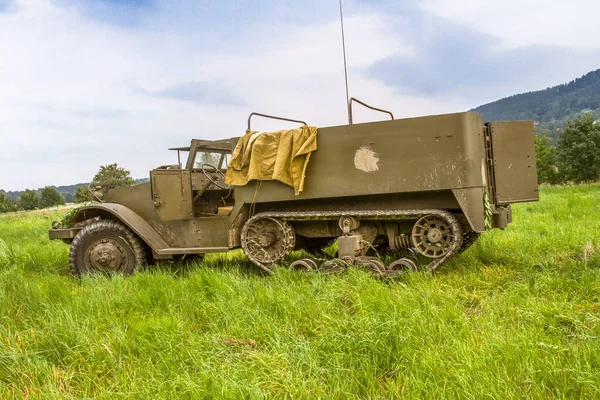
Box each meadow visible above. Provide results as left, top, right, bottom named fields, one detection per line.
left=0, top=184, right=599, bottom=399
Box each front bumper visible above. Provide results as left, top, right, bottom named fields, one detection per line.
left=48, top=227, right=82, bottom=240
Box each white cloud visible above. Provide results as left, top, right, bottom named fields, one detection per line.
left=420, top=0, right=600, bottom=49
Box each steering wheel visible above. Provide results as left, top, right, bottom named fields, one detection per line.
left=201, top=163, right=230, bottom=189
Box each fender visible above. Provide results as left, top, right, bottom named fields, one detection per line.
left=452, top=188, right=486, bottom=232
left=68, top=203, right=170, bottom=252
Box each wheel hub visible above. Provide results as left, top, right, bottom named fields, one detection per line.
left=427, top=228, right=443, bottom=243
left=96, top=250, right=114, bottom=266
left=259, top=232, right=276, bottom=247
left=241, top=217, right=295, bottom=268
left=87, top=238, right=126, bottom=271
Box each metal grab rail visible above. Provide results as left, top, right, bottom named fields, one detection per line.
left=247, top=112, right=307, bottom=131
left=348, top=97, right=394, bottom=125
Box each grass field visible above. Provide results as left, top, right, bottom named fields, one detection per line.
left=1, top=185, right=599, bottom=399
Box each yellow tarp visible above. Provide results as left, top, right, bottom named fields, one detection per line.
left=225, top=125, right=318, bottom=195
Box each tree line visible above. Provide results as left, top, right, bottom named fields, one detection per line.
left=0, top=163, right=136, bottom=213
left=534, top=113, right=600, bottom=184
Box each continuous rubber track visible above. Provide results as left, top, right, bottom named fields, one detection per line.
left=458, top=231, right=481, bottom=254
left=242, top=209, right=464, bottom=273
left=69, top=219, right=147, bottom=276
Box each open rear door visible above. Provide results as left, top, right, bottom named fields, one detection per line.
left=488, top=121, right=539, bottom=204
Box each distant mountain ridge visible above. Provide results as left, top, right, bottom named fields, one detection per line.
left=3, top=178, right=149, bottom=203
left=471, top=69, right=600, bottom=128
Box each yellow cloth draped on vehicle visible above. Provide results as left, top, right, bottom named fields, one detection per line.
left=225, top=125, right=318, bottom=195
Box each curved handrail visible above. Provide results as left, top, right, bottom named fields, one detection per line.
left=247, top=112, right=307, bottom=131
left=348, top=97, right=394, bottom=125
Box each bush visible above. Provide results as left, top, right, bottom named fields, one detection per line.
left=557, top=113, right=600, bottom=182
left=39, top=186, right=66, bottom=208
left=0, top=191, right=19, bottom=213
left=91, top=163, right=135, bottom=197
left=19, top=189, right=39, bottom=210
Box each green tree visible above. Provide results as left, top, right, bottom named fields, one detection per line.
left=39, top=186, right=66, bottom=208
left=535, top=126, right=557, bottom=145
left=91, top=163, right=136, bottom=197
left=62, top=192, right=74, bottom=203
left=557, top=114, right=600, bottom=182
left=534, top=135, right=561, bottom=184
left=0, top=191, right=19, bottom=213
left=19, top=189, right=39, bottom=210
left=74, top=186, right=90, bottom=203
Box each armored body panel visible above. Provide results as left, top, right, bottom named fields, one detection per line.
left=239, top=112, right=488, bottom=202
left=233, top=112, right=536, bottom=232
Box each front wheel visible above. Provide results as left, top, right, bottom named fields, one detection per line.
left=69, top=220, right=147, bottom=276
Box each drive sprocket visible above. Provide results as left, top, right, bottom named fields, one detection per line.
left=241, top=216, right=295, bottom=272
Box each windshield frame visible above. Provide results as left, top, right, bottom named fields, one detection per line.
left=185, top=139, right=233, bottom=170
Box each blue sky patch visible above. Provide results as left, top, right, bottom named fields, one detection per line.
left=0, top=0, right=14, bottom=12
left=52, top=0, right=157, bottom=27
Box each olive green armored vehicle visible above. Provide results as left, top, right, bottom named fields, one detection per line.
left=50, top=105, right=538, bottom=277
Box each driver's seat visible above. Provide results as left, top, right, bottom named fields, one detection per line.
left=217, top=206, right=233, bottom=216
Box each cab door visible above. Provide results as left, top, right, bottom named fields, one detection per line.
left=150, top=169, right=194, bottom=221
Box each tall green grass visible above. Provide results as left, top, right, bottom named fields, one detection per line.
left=0, top=185, right=599, bottom=399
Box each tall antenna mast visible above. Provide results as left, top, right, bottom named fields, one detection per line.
left=338, top=0, right=351, bottom=124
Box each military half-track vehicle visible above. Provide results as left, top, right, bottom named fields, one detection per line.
left=50, top=106, right=538, bottom=277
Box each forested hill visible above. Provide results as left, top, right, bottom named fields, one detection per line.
left=471, top=69, right=600, bottom=126
left=4, top=178, right=149, bottom=203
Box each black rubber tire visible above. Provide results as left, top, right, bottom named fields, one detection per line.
left=69, top=220, right=147, bottom=277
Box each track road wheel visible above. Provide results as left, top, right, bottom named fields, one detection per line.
left=381, top=258, right=419, bottom=279
left=353, top=256, right=384, bottom=277
left=289, top=258, right=319, bottom=271
left=318, top=258, right=348, bottom=274
left=366, top=260, right=385, bottom=277
left=388, top=258, right=418, bottom=272
left=69, top=220, right=147, bottom=276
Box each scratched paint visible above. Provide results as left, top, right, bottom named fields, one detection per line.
left=354, top=147, right=379, bottom=172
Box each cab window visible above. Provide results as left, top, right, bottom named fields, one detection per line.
left=194, top=151, right=222, bottom=169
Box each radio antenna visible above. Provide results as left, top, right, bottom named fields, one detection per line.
left=338, top=0, right=351, bottom=124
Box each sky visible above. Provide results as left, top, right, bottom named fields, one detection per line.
left=1, top=0, right=599, bottom=191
